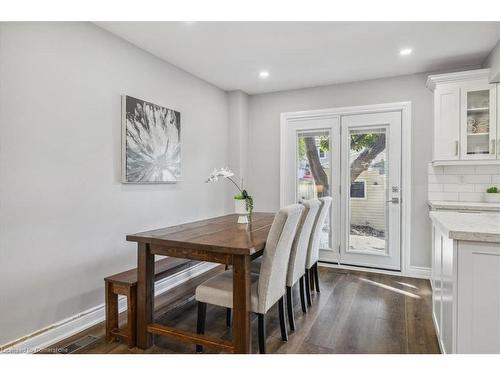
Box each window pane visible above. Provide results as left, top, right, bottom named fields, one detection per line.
left=466, top=90, right=490, bottom=155
left=297, top=130, right=331, bottom=249
left=350, top=181, right=366, bottom=198
left=349, top=128, right=387, bottom=253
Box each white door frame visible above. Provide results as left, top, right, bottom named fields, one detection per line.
left=280, top=101, right=418, bottom=278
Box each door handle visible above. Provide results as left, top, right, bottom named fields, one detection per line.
left=386, top=197, right=399, bottom=204
left=455, top=140, right=459, bottom=156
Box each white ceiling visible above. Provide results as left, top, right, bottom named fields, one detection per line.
left=96, top=22, right=500, bottom=94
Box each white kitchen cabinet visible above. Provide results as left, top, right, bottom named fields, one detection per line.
left=457, top=241, right=500, bottom=353
left=440, top=232, right=456, bottom=354
left=432, top=224, right=456, bottom=354
left=431, top=226, right=442, bottom=337
left=427, top=69, right=499, bottom=165
left=431, top=212, right=500, bottom=353
left=433, top=85, right=460, bottom=161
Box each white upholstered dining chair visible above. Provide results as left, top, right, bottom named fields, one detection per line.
left=284, top=199, right=321, bottom=330
left=250, top=199, right=321, bottom=331
left=305, top=196, right=332, bottom=306
left=194, top=204, right=304, bottom=354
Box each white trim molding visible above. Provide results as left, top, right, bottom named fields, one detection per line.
left=405, top=265, right=432, bottom=279
left=281, top=101, right=417, bottom=278
left=0, top=262, right=218, bottom=354
left=426, top=68, right=490, bottom=91
left=319, top=262, right=431, bottom=280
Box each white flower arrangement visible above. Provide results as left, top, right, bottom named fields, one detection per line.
left=205, top=167, right=254, bottom=219
left=205, top=167, right=235, bottom=183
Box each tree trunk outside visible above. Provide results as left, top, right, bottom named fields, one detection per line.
left=304, top=137, right=329, bottom=197
left=350, top=134, right=386, bottom=182
left=303, top=133, right=386, bottom=199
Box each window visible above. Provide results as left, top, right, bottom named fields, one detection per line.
left=350, top=180, right=366, bottom=199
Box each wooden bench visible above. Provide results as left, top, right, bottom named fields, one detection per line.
left=104, top=257, right=196, bottom=348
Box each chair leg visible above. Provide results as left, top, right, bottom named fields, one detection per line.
left=257, top=313, right=266, bottom=354
left=196, top=302, right=207, bottom=353
left=278, top=296, right=288, bottom=342
left=299, top=276, right=307, bottom=314
left=286, top=286, right=295, bottom=331
left=304, top=269, right=312, bottom=307
left=310, top=266, right=316, bottom=292
left=313, top=262, right=321, bottom=293
left=126, top=287, right=137, bottom=348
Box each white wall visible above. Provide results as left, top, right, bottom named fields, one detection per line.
left=0, top=22, right=229, bottom=346
left=227, top=90, right=249, bottom=192
left=484, top=40, right=500, bottom=82
left=247, top=73, right=433, bottom=269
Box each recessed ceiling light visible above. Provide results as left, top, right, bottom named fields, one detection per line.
left=259, top=71, right=270, bottom=79
left=399, top=48, right=413, bottom=56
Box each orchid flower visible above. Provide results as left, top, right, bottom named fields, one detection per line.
left=205, top=167, right=253, bottom=217
left=205, top=167, right=234, bottom=183
left=205, top=167, right=242, bottom=193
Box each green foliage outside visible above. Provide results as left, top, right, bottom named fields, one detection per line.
left=350, top=133, right=381, bottom=152
left=297, top=133, right=381, bottom=160
left=486, top=186, right=499, bottom=193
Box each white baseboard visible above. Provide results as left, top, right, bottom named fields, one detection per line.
left=319, top=262, right=431, bottom=280
left=0, top=262, right=218, bottom=354
left=405, top=265, right=432, bottom=279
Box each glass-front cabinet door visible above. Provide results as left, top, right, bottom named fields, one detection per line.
left=460, top=84, right=497, bottom=160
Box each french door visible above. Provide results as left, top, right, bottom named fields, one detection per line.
left=340, top=111, right=401, bottom=270
left=281, top=110, right=402, bottom=271
left=281, top=116, right=341, bottom=263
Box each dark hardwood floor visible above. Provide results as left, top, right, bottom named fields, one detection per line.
left=43, top=266, right=440, bottom=354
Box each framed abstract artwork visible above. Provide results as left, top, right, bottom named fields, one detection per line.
left=121, top=95, right=181, bottom=183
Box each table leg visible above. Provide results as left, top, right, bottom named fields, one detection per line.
left=136, top=242, right=154, bottom=349
left=232, top=254, right=251, bottom=354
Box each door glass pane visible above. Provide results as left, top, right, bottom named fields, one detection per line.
left=466, top=90, right=490, bottom=155
left=297, top=130, right=331, bottom=249
left=348, top=128, right=387, bottom=253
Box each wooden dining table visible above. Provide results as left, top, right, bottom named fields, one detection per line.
left=126, top=212, right=275, bottom=354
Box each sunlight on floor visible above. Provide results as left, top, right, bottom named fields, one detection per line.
left=359, top=277, right=421, bottom=299
left=395, top=281, right=418, bottom=289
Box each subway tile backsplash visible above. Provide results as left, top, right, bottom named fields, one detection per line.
left=428, top=163, right=500, bottom=202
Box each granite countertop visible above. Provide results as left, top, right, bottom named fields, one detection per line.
left=429, top=211, right=500, bottom=243
left=428, top=200, right=500, bottom=212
